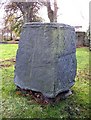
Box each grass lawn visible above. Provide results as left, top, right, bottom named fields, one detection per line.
left=0, top=44, right=18, bottom=61
left=0, top=44, right=90, bottom=119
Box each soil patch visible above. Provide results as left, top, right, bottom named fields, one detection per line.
left=0, top=58, right=16, bottom=68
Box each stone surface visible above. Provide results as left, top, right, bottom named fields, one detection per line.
left=14, top=22, right=77, bottom=98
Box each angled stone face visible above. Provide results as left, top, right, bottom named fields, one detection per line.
left=14, top=23, right=77, bottom=98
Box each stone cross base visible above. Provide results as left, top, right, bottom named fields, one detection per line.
left=14, top=23, right=77, bottom=98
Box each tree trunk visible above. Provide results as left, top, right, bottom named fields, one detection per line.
left=46, top=0, right=58, bottom=22
left=53, top=0, right=58, bottom=22
left=1, top=30, right=4, bottom=41
left=10, top=30, right=13, bottom=40
left=46, top=0, right=54, bottom=22
left=15, top=2, right=37, bottom=23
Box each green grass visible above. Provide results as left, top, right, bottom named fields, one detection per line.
left=1, top=44, right=90, bottom=119
left=76, top=47, right=89, bottom=70
left=0, top=44, right=18, bottom=61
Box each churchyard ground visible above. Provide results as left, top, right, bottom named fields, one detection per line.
left=0, top=44, right=90, bottom=119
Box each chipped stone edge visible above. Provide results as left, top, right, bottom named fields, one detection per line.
left=23, top=22, right=75, bottom=31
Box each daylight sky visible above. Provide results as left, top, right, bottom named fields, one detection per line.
left=0, top=0, right=90, bottom=31
left=39, top=0, right=90, bottom=31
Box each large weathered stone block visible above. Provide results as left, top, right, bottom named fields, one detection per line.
left=14, top=23, right=77, bottom=98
